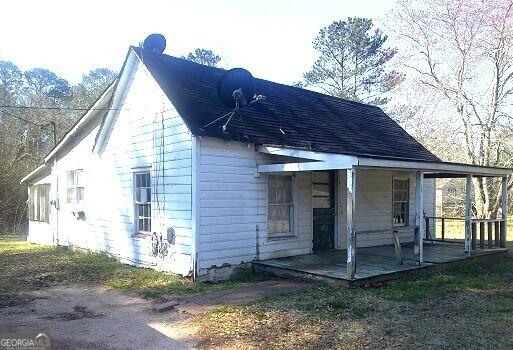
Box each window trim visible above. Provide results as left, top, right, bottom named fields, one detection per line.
left=67, top=169, right=84, bottom=203
left=392, top=177, right=409, bottom=227
left=133, top=170, right=152, bottom=235
left=266, top=174, right=296, bottom=239
left=28, top=184, right=50, bottom=223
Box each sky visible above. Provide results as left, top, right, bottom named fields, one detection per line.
left=0, top=0, right=397, bottom=85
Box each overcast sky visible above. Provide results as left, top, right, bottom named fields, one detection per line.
left=0, top=0, right=397, bottom=85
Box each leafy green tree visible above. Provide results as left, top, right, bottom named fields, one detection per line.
left=303, top=17, right=402, bottom=105
left=183, top=48, right=221, bottom=67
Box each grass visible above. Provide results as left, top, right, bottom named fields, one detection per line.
left=0, top=234, right=266, bottom=306
left=5, top=234, right=513, bottom=349
left=375, top=258, right=513, bottom=302
left=189, top=254, right=513, bottom=349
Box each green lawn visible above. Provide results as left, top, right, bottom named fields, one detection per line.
left=0, top=234, right=265, bottom=307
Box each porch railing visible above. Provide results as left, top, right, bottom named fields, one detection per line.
left=424, top=216, right=506, bottom=249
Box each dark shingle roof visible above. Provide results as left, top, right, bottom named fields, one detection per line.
left=133, top=47, right=440, bottom=162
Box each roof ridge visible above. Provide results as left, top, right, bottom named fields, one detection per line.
left=132, top=46, right=382, bottom=111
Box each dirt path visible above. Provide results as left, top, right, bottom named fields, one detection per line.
left=0, top=286, right=195, bottom=350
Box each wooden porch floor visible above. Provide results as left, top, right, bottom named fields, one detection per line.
left=253, top=241, right=507, bottom=284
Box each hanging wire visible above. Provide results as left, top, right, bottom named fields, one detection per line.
left=0, top=105, right=128, bottom=111
left=0, top=108, right=47, bottom=127
left=202, top=110, right=235, bottom=129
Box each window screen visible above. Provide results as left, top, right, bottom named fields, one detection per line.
left=268, top=175, right=294, bottom=235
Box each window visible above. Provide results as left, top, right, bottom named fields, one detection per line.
left=134, top=172, right=151, bottom=234
left=67, top=169, right=84, bottom=203
left=393, top=178, right=409, bottom=226
left=28, top=184, right=50, bottom=223
left=267, top=175, right=294, bottom=236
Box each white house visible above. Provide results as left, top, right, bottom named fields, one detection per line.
left=21, top=40, right=511, bottom=281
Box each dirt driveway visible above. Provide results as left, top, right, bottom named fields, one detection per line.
left=0, top=286, right=195, bottom=350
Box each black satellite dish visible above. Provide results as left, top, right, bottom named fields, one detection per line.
left=217, top=68, right=255, bottom=109
left=143, top=34, right=166, bottom=54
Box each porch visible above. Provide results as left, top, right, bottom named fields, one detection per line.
left=257, top=146, right=512, bottom=282
left=254, top=241, right=508, bottom=285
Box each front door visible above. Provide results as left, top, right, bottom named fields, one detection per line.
left=312, top=171, right=335, bottom=251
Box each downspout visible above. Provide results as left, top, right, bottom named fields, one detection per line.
left=191, top=136, right=200, bottom=280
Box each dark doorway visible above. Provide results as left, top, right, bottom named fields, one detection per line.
left=312, top=171, right=335, bottom=251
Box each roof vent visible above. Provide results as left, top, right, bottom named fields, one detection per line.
left=142, top=34, right=166, bottom=54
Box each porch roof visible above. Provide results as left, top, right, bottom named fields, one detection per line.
left=257, top=146, right=512, bottom=178
left=20, top=164, right=50, bottom=185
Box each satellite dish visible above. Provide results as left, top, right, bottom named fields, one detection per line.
left=217, top=68, right=255, bottom=109
left=143, top=34, right=166, bottom=54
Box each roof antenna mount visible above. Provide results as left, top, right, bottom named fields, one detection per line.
left=202, top=68, right=266, bottom=132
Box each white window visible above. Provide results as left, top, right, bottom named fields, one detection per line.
left=28, top=184, right=50, bottom=223
left=393, top=178, right=409, bottom=226
left=134, top=172, right=151, bottom=234
left=268, top=175, right=294, bottom=236
left=67, top=169, right=84, bottom=203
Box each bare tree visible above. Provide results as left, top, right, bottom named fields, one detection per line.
left=0, top=61, right=116, bottom=232
left=391, top=0, right=513, bottom=218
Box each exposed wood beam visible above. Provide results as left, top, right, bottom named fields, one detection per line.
left=359, top=158, right=512, bottom=177
left=257, top=146, right=511, bottom=177
left=258, top=145, right=358, bottom=163
left=257, top=160, right=355, bottom=173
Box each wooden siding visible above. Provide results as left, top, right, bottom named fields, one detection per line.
left=197, top=137, right=312, bottom=274
left=197, top=139, right=438, bottom=273
left=337, top=168, right=419, bottom=249
left=31, top=59, right=194, bottom=276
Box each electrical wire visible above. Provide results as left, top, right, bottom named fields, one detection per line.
left=0, top=108, right=49, bottom=128
left=0, top=105, right=128, bottom=112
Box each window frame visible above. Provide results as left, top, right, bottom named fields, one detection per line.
left=67, top=169, right=84, bottom=203
left=28, top=184, right=50, bottom=223
left=267, top=174, right=296, bottom=238
left=392, top=177, right=409, bottom=227
left=133, top=171, right=152, bottom=235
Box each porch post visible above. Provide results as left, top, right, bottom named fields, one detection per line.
left=346, top=167, right=356, bottom=280
left=501, top=176, right=508, bottom=248
left=415, top=171, right=424, bottom=265
left=464, top=175, right=473, bottom=254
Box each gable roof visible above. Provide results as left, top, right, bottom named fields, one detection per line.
left=133, top=47, right=440, bottom=163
